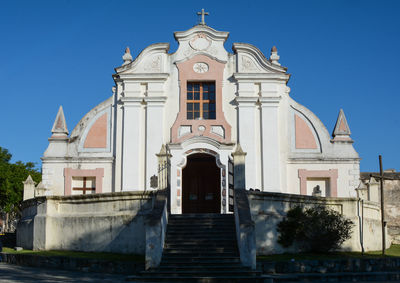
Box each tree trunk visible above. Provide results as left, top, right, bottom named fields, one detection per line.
left=5, top=212, right=8, bottom=232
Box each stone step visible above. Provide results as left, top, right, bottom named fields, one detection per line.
left=163, top=247, right=237, bottom=253
left=166, top=231, right=235, bottom=235
left=166, top=231, right=234, bottom=236
left=140, top=270, right=261, bottom=277
left=167, top=225, right=236, bottom=233
left=126, top=275, right=268, bottom=282
left=159, top=259, right=242, bottom=266
left=164, top=241, right=237, bottom=249
left=168, top=222, right=235, bottom=226
left=167, top=224, right=235, bottom=229
left=169, top=213, right=234, bottom=219
left=161, top=256, right=241, bottom=262
left=156, top=264, right=245, bottom=271
left=167, top=224, right=234, bottom=229
left=162, top=252, right=238, bottom=258
left=165, top=241, right=237, bottom=246
left=166, top=236, right=236, bottom=242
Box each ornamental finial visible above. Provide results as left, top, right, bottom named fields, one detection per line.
left=197, top=8, right=209, bottom=25
left=270, top=46, right=280, bottom=66
left=122, top=46, right=133, bottom=65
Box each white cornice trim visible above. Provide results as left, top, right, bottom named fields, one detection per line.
left=287, top=158, right=361, bottom=163
left=174, top=25, right=229, bottom=42
left=235, top=96, right=259, bottom=105
left=259, top=96, right=282, bottom=104
left=233, top=43, right=288, bottom=73
left=169, top=137, right=235, bottom=150
left=114, top=73, right=169, bottom=81
left=41, top=156, right=115, bottom=163
left=233, top=72, right=290, bottom=82
left=144, top=96, right=167, bottom=101
left=114, top=43, right=170, bottom=73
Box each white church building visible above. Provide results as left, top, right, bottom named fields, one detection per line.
left=20, top=14, right=389, bottom=264
left=39, top=19, right=360, bottom=215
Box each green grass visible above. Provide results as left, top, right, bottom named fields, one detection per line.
left=257, top=244, right=400, bottom=261
left=2, top=247, right=144, bottom=262
left=4, top=245, right=400, bottom=264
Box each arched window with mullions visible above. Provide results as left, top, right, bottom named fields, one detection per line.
left=186, top=82, right=216, bottom=120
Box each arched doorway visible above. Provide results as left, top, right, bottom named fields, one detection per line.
left=182, top=153, right=221, bottom=213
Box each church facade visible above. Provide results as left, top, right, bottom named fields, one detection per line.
left=40, top=22, right=360, bottom=215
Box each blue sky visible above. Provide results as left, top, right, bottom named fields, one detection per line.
left=0, top=0, right=399, bottom=172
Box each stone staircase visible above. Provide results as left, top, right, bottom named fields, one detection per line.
left=132, top=213, right=263, bottom=282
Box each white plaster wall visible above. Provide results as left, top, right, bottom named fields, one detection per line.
left=41, top=160, right=113, bottom=196
left=17, top=192, right=154, bottom=254
left=286, top=162, right=359, bottom=197
left=248, top=191, right=390, bottom=255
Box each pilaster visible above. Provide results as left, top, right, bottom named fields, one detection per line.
left=260, top=96, right=281, bottom=192
left=236, top=96, right=258, bottom=190
left=145, top=96, right=167, bottom=189
left=121, top=97, right=145, bottom=191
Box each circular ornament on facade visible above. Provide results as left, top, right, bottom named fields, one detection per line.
left=198, top=125, right=206, bottom=132
left=189, top=33, right=212, bottom=51
left=193, top=62, right=209, bottom=73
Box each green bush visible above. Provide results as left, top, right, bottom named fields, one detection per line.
left=277, top=205, right=354, bottom=252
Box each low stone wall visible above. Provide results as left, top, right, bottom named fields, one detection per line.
left=17, top=191, right=155, bottom=254
left=360, top=172, right=400, bottom=244
left=258, top=257, right=400, bottom=274
left=248, top=191, right=389, bottom=255
left=0, top=252, right=144, bottom=274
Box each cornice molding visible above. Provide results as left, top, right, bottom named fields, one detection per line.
left=233, top=43, right=288, bottom=73
left=233, top=72, right=290, bottom=82
left=114, top=73, right=169, bottom=81
left=174, top=25, right=229, bottom=42
left=114, top=43, right=170, bottom=74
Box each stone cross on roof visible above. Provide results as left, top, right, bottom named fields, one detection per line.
left=197, top=8, right=209, bottom=25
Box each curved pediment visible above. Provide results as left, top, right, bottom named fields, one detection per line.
left=174, top=25, right=229, bottom=42
left=173, top=25, right=230, bottom=63
left=115, top=43, right=170, bottom=74
left=233, top=43, right=287, bottom=74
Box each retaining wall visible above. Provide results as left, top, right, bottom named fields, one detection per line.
left=248, top=191, right=390, bottom=255
left=17, top=191, right=155, bottom=254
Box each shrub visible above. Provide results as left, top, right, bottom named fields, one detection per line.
left=277, top=205, right=354, bottom=252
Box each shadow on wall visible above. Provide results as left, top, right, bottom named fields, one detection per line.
left=0, top=233, right=16, bottom=248
left=17, top=192, right=156, bottom=255
left=247, top=190, right=383, bottom=255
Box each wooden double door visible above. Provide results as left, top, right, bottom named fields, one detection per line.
left=182, top=153, right=221, bottom=214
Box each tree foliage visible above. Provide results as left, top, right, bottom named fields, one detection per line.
left=277, top=205, right=354, bottom=252
left=0, top=147, right=41, bottom=214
